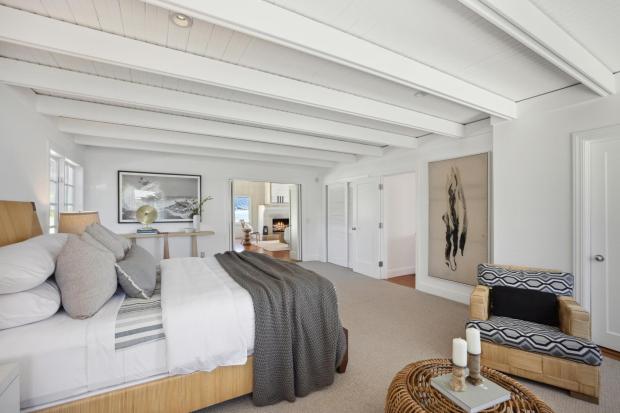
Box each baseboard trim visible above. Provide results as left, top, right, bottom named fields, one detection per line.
left=416, top=281, right=471, bottom=305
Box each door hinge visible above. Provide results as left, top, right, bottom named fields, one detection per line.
left=378, top=261, right=384, bottom=268
left=378, top=222, right=383, bottom=229
left=378, top=183, right=383, bottom=190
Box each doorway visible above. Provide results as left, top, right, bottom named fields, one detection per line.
left=326, top=172, right=417, bottom=282
left=230, top=179, right=301, bottom=261
left=574, top=126, right=620, bottom=352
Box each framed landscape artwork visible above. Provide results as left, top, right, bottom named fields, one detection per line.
left=428, top=153, right=489, bottom=285
left=118, top=171, right=201, bottom=223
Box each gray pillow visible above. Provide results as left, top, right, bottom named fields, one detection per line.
left=55, top=235, right=118, bottom=319
left=80, top=232, right=115, bottom=260
left=99, top=224, right=132, bottom=253
left=115, top=245, right=156, bottom=299
left=85, top=223, right=125, bottom=261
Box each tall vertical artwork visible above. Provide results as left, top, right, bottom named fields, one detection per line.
left=428, top=153, right=489, bottom=285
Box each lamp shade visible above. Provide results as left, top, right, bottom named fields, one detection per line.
left=58, top=211, right=100, bottom=234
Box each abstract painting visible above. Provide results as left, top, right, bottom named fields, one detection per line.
left=428, top=153, right=489, bottom=285
left=118, top=171, right=201, bottom=223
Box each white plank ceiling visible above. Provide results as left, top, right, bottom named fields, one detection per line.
left=0, top=0, right=617, bottom=166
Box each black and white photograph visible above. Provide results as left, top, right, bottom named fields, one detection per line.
left=118, top=171, right=201, bottom=223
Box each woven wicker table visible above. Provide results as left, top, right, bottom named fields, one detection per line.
left=386, top=359, right=554, bottom=413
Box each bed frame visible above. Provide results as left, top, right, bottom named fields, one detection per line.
left=0, top=200, right=348, bottom=413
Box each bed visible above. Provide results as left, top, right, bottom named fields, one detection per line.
left=0, top=201, right=348, bottom=412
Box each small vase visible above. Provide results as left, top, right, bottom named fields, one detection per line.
left=192, top=215, right=201, bottom=231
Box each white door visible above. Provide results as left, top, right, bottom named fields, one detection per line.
left=347, top=182, right=355, bottom=268
left=288, top=184, right=301, bottom=260
left=352, top=177, right=382, bottom=278
left=327, top=183, right=347, bottom=266
left=590, top=137, right=620, bottom=351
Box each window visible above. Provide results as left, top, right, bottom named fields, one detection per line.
left=49, top=152, right=82, bottom=233
left=64, top=162, right=76, bottom=212
left=234, top=195, right=251, bottom=223
left=49, top=155, right=60, bottom=233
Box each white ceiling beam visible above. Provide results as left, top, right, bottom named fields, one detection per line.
left=57, top=118, right=357, bottom=163
left=457, top=0, right=615, bottom=96
left=36, top=96, right=385, bottom=156
left=73, top=136, right=337, bottom=169
left=0, top=58, right=415, bottom=148
left=148, top=0, right=517, bottom=119
left=0, top=6, right=463, bottom=137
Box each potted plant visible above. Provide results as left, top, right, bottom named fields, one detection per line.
left=191, top=195, right=213, bottom=231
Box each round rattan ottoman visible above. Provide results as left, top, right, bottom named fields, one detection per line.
left=385, top=359, right=554, bottom=413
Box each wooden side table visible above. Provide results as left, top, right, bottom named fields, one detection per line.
left=123, top=231, right=215, bottom=259
left=385, top=359, right=554, bottom=413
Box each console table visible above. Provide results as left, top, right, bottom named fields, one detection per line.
left=122, top=231, right=215, bottom=259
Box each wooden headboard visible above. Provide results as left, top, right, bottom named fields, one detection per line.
left=0, top=201, right=43, bottom=247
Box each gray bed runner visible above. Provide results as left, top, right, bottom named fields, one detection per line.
left=215, top=251, right=347, bottom=406
left=115, top=277, right=165, bottom=350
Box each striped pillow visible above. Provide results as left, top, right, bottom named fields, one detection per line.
left=477, top=263, right=573, bottom=296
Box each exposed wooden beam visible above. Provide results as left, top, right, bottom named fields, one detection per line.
left=0, top=58, right=414, bottom=147
left=148, top=0, right=517, bottom=119
left=0, top=5, right=464, bottom=137
left=57, top=118, right=356, bottom=163
left=73, top=135, right=337, bottom=168
left=457, top=0, right=615, bottom=96
left=36, top=96, right=386, bottom=156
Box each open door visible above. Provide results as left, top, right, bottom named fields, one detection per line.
left=351, top=177, right=383, bottom=278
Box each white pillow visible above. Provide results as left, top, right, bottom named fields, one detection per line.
left=0, top=240, right=55, bottom=294
left=25, top=233, right=69, bottom=260
left=0, top=280, right=61, bottom=330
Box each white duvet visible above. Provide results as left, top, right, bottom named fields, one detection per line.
left=160, top=257, right=255, bottom=374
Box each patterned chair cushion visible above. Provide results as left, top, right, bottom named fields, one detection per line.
left=478, top=264, right=574, bottom=296
left=467, top=316, right=602, bottom=366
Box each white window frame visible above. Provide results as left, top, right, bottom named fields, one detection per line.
left=233, top=195, right=251, bottom=224
left=49, top=151, right=83, bottom=233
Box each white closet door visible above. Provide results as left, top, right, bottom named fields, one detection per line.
left=327, top=183, right=347, bottom=267
left=352, top=177, right=382, bottom=278
left=590, top=137, right=620, bottom=351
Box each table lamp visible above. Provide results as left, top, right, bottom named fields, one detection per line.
left=58, top=211, right=100, bottom=234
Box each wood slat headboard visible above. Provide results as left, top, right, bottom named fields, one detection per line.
left=0, top=201, right=43, bottom=247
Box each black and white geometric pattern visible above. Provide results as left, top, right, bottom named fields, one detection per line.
left=478, top=264, right=574, bottom=297
left=467, top=316, right=602, bottom=366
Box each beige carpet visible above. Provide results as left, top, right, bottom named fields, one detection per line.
left=199, top=262, right=620, bottom=413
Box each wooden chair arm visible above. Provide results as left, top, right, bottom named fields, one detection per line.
left=558, top=296, right=591, bottom=340
left=470, top=285, right=490, bottom=321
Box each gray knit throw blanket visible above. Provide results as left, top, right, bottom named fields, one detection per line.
left=215, top=251, right=347, bottom=406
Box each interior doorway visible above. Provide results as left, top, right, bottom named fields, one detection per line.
left=574, top=126, right=620, bottom=352
left=326, top=172, right=417, bottom=283
left=230, top=179, right=301, bottom=261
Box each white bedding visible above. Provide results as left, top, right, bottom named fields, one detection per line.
left=0, top=257, right=255, bottom=410
left=160, top=257, right=255, bottom=374
left=0, top=291, right=167, bottom=409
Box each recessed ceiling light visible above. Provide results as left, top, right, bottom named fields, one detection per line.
left=170, top=12, right=193, bottom=28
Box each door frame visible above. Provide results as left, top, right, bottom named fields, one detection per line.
left=572, top=124, right=620, bottom=311
left=228, top=178, right=303, bottom=260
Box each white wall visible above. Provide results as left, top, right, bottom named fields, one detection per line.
left=0, top=85, right=83, bottom=231
left=493, top=79, right=620, bottom=295
left=83, top=147, right=324, bottom=261
left=383, top=172, right=416, bottom=277
left=325, top=120, right=492, bottom=303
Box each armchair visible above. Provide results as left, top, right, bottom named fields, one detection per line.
left=467, top=264, right=601, bottom=403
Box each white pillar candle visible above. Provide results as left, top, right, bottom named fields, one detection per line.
left=466, top=328, right=481, bottom=355
left=452, top=338, right=467, bottom=367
